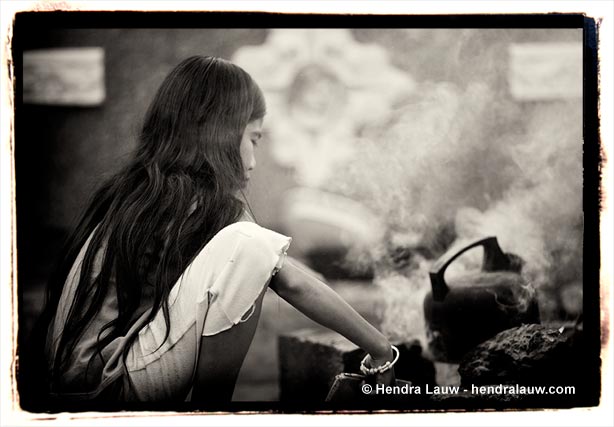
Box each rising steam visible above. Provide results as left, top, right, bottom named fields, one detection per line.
left=327, top=58, right=583, bottom=344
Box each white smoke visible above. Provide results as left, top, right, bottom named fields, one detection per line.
left=327, top=77, right=583, bottom=342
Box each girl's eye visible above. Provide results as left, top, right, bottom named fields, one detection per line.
left=251, top=139, right=259, bottom=147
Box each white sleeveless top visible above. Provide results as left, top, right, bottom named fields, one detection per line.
left=45, top=219, right=291, bottom=401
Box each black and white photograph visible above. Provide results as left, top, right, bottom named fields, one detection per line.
left=1, top=2, right=612, bottom=425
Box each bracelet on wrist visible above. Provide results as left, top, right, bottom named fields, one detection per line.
left=360, top=345, right=400, bottom=376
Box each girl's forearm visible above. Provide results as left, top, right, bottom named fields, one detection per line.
left=270, top=257, right=392, bottom=361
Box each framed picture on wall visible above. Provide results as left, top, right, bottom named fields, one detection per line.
left=23, top=47, right=105, bottom=106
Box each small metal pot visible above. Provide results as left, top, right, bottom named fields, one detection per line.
left=423, top=236, right=540, bottom=363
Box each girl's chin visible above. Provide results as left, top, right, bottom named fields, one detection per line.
left=238, top=179, right=250, bottom=191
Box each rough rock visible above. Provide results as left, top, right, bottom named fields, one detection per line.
left=458, top=323, right=583, bottom=387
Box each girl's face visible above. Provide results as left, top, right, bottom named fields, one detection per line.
left=240, top=119, right=263, bottom=182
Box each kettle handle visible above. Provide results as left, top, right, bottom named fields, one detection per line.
left=429, top=236, right=511, bottom=301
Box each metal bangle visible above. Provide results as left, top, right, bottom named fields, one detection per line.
left=360, top=345, right=400, bottom=376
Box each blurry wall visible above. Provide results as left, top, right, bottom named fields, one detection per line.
left=18, top=28, right=582, bottom=237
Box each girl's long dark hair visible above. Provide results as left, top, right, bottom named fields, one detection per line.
left=30, top=56, right=266, bottom=399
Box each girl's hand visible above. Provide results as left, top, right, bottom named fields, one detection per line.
left=373, top=368, right=396, bottom=388
left=363, top=347, right=396, bottom=387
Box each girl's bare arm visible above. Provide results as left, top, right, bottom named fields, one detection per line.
left=269, top=256, right=395, bottom=384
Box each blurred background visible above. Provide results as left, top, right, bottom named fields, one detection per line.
left=16, top=26, right=584, bottom=402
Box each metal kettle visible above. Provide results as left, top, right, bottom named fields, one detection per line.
left=423, top=236, right=540, bottom=363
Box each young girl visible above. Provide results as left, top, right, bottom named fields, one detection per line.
left=32, top=56, right=396, bottom=406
